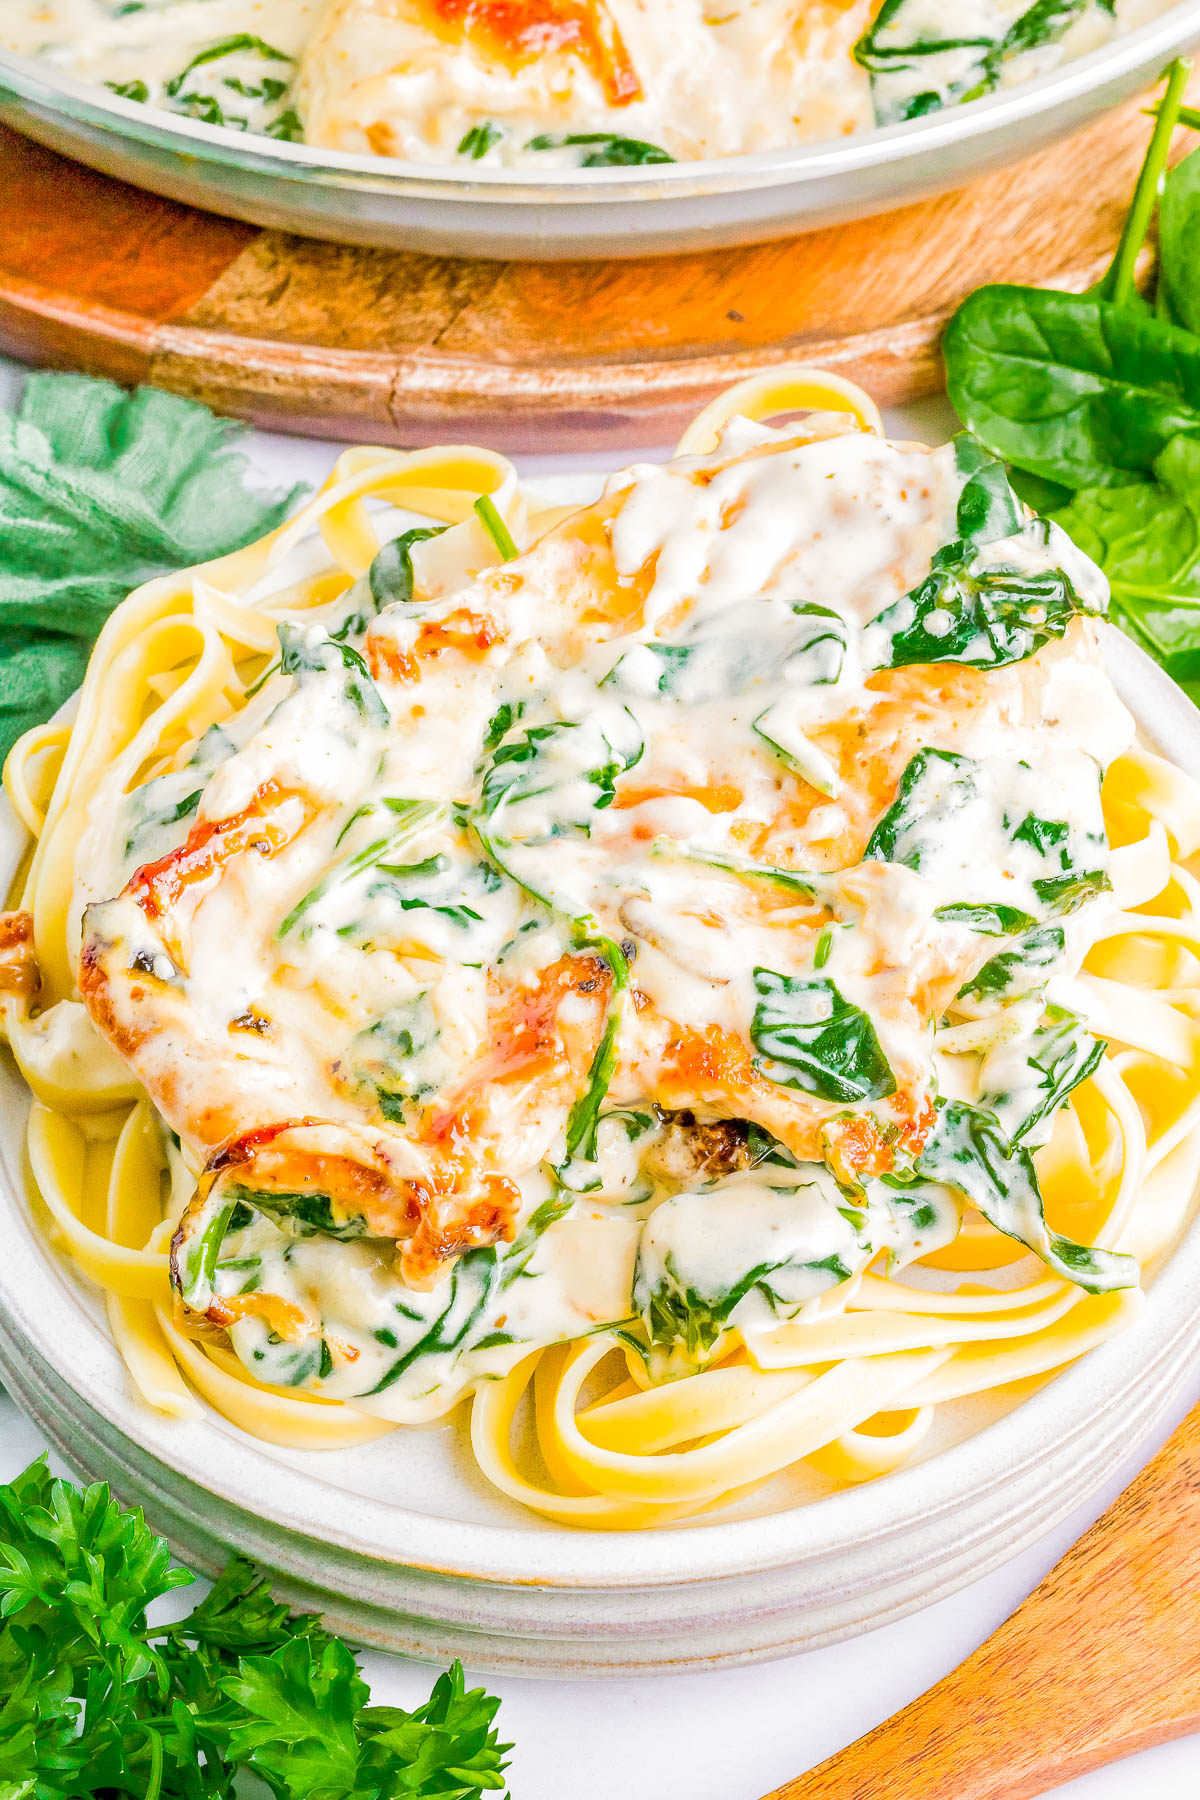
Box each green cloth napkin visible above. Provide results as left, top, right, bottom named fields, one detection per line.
left=0, top=373, right=305, bottom=762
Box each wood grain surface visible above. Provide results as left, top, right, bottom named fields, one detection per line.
left=773, top=1401, right=1200, bottom=1800
left=0, top=79, right=1190, bottom=450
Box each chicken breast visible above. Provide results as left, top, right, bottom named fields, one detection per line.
left=295, top=0, right=875, bottom=163
left=78, top=416, right=1129, bottom=1324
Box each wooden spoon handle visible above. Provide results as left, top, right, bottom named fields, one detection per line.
left=766, top=1402, right=1200, bottom=1800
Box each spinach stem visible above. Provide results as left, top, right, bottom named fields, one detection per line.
left=474, top=494, right=519, bottom=561
left=1146, top=103, right=1200, bottom=131
left=1098, top=56, right=1191, bottom=310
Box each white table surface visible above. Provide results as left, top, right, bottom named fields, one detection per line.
left=1, top=358, right=1197, bottom=1800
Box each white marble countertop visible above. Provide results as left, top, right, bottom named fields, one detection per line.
left=1, top=359, right=1196, bottom=1799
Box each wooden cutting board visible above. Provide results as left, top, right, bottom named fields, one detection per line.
left=0, top=84, right=1183, bottom=451
left=772, top=1397, right=1200, bottom=1800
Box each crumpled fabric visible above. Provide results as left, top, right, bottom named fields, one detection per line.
left=0, top=373, right=304, bottom=760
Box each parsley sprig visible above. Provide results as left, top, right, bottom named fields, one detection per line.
left=0, top=1456, right=510, bottom=1799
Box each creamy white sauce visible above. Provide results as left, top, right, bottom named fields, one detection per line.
left=1, top=0, right=1170, bottom=166
left=71, top=412, right=1137, bottom=1409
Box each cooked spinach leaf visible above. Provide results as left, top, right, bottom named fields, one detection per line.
left=1032, top=867, right=1110, bottom=913
left=482, top=699, right=525, bottom=755
left=525, top=131, right=674, bottom=165
left=223, top=1185, right=372, bottom=1243
left=867, top=434, right=1102, bottom=670
left=263, top=105, right=304, bottom=141
left=907, top=1099, right=1135, bottom=1293
left=979, top=1003, right=1105, bottom=1146
left=277, top=798, right=440, bottom=938
left=556, top=932, right=631, bottom=1193
left=603, top=601, right=847, bottom=703
left=364, top=855, right=504, bottom=933
left=637, top=1245, right=850, bottom=1360
left=368, top=1195, right=572, bottom=1393
left=458, top=120, right=503, bottom=158
left=864, top=748, right=977, bottom=870
left=866, top=749, right=1108, bottom=919
left=164, top=34, right=292, bottom=98
left=656, top=840, right=826, bottom=903
left=871, top=550, right=1097, bottom=670
left=368, top=524, right=447, bottom=611
left=958, top=922, right=1065, bottom=1002
left=478, top=712, right=642, bottom=830
left=122, top=722, right=234, bottom=861
left=339, top=995, right=445, bottom=1123
left=751, top=968, right=896, bottom=1104
left=934, top=901, right=1037, bottom=935
left=276, top=623, right=389, bottom=725
left=855, top=0, right=1102, bottom=127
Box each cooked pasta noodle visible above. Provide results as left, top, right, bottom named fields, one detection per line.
left=5, top=367, right=1200, bottom=1530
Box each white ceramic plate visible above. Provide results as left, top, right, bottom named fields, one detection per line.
left=1, top=628, right=1198, bottom=1676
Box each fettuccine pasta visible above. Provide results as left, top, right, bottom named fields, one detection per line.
left=4, top=367, right=1200, bottom=1530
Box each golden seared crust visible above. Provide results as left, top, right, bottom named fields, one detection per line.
left=0, top=911, right=39, bottom=997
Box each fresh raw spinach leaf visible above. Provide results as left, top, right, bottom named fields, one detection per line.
left=943, top=60, right=1200, bottom=502
left=1052, top=433, right=1200, bottom=701
left=944, top=285, right=1200, bottom=491
left=750, top=968, right=896, bottom=1104
left=0, top=373, right=301, bottom=764
left=1157, top=120, right=1200, bottom=336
